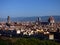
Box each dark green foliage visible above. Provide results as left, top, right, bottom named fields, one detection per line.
left=0, top=38, right=60, bottom=45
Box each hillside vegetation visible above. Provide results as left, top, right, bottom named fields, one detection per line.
left=0, top=37, right=60, bottom=45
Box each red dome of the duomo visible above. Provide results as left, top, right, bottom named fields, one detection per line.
left=49, top=16, right=54, bottom=20
left=48, top=16, right=55, bottom=23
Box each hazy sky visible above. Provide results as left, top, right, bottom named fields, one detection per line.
left=0, top=0, right=60, bottom=18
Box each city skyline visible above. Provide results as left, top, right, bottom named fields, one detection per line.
left=0, top=0, right=60, bottom=18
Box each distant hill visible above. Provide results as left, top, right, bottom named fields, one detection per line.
left=0, top=16, right=60, bottom=22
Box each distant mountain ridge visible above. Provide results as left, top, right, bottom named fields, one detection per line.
left=0, top=16, right=60, bottom=22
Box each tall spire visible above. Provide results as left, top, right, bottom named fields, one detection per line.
left=36, top=17, right=41, bottom=25
left=7, top=16, right=10, bottom=23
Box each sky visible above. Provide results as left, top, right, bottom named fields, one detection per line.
left=0, top=0, right=60, bottom=18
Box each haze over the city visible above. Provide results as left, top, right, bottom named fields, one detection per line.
left=0, top=0, right=60, bottom=18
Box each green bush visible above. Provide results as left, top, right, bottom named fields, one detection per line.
left=0, top=38, right=60, bottom=45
